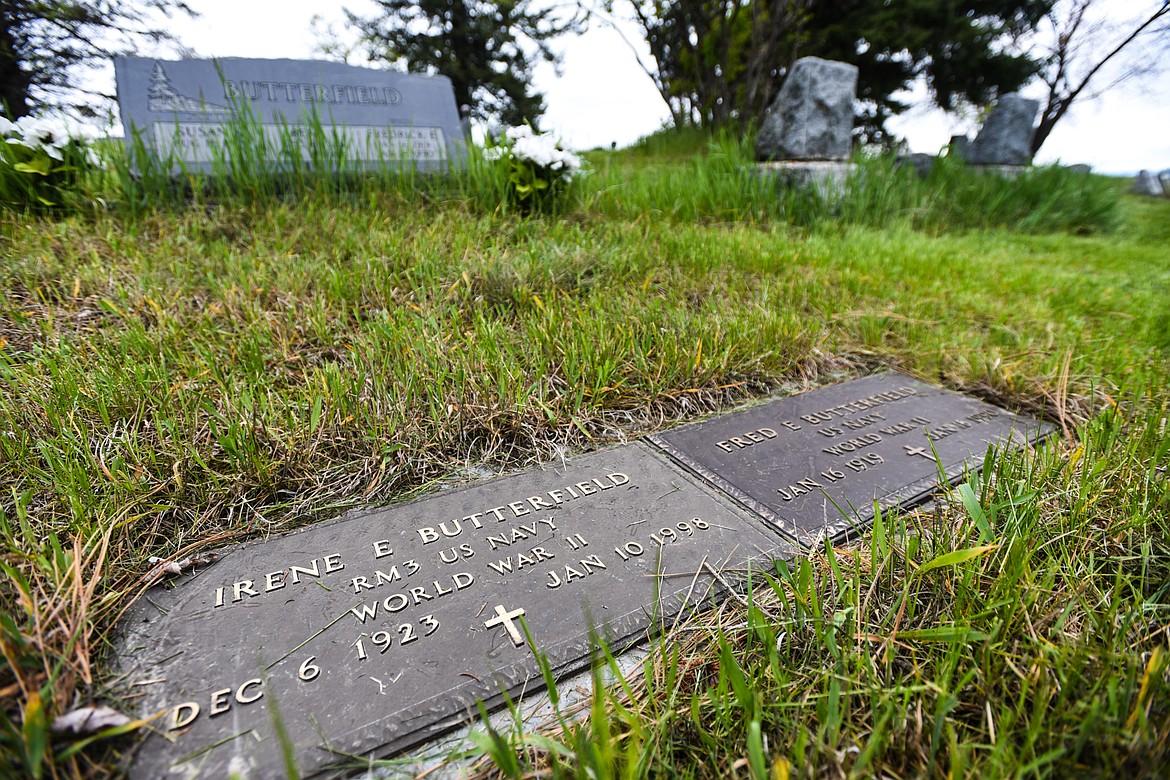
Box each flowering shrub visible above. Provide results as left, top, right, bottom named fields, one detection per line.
left=483, top=125, right=583, bottom=211
left=0, top=115, right=98, bottom=210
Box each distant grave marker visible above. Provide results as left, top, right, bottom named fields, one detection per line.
left=755, top=56, right=858, bottom=162
left=113, top=57, right=465, bottom=172
left=754, top=56, right=859, bottom=194
left=967, top=93, right=1040, bottom=167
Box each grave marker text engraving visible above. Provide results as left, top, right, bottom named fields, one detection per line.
left=648, top=374, right=1054, bottom=546
left=120, top=445, right=792, bottom=778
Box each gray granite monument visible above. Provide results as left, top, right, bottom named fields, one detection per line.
left=967, top=93, right=1040, bottom=166
left=113, top=57, right=465, bottom=172
left=1132, top=169, right=1165, bottom=197
left=755, top=57, right=858, bottom=162
left=897, top=152, right=936, bottom=179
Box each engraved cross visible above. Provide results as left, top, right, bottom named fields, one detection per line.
left=484, top=604, right=527, bottom=647
left=904, top=445, right=937, bottom=461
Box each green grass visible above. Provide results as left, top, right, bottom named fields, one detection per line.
left=0, top=127, right=1167, bottom=777
left=583, top=131, right=1121, bottom=232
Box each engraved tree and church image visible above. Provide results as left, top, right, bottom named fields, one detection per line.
left=147, top=61, right=228, bottom=113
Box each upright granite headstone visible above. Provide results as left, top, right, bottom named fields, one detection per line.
left=755, top=57, right=858, bottom=162
left=1132, top=170, right=1165, bottom=197
left=967, top=93, right=1039, bottom=166
left=114, top=57, right=465, bottom=172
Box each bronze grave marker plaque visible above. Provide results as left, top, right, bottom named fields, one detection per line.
left=117, top=372, right=1053, bottom=776
left=647, top=373, right=1055, bottom=547
left=119, top=443, right=793, bottom=778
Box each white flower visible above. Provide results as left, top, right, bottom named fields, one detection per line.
left=511, top=134, right=553, bottom=167
left=505, top=125, right=534, bottom=142
left=0, top=116, right=15, bottom=137
left=15, top=115, right=61, bottom=148
left=558, top=149, right=583, bottom=175
left=510, top=133, right=581, bottom=175
left=11, top=115, right=86, bottom=155
left=482, top=146, right=506, bottom=161
left=493, top=125, right=586, bottom=192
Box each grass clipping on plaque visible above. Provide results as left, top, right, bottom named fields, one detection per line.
left=0, top=126, right=1167, bottom=778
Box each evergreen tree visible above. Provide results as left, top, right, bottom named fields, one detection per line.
left=346, top=0, right=580, bottom=127
left=805, top=0, right=1052, bottom=145
left=616, top=0, right=1052, bottom=143
left=620, top=0, right=809, bottom=128
left=0, top=0, right=193, bottom=119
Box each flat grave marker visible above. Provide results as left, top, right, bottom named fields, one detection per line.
left=113, top=57, right=465, bottom=172
left=648, top=373, right=1055, bottom=546
left=119, top=444, right=793, bottom=778
left=116, top=372, right=1054, bottom=777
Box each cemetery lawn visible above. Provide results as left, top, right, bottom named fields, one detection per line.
left=1, top=144, right=1168, bottom=777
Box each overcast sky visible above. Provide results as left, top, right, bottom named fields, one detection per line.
left=126, top=0, right=1168, bottom=174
